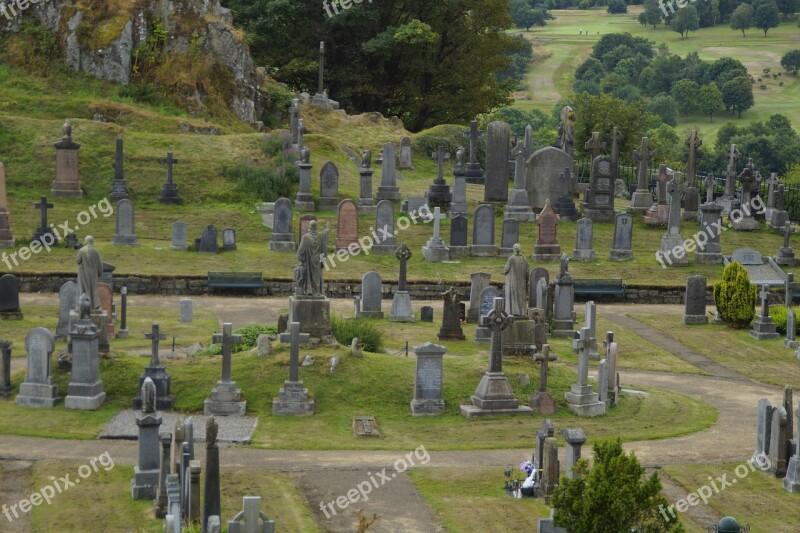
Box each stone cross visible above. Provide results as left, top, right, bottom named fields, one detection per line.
left=633, top=137, right=654, bottom=190
left=724, top=144, right=740, bottom=197
left=610, top=126, right=623, bottom=179
left=656, top=166, right=669, bottom=204
left=737, top=159, right=756, bottom=206
left=317, top=41, right=325, bottom=95
left=560, top=167, right=572, bottom=197
left=395, top=243, right=412, bottom=292
left=584, top=132, right=606, bottom=163
left=685, top=130, right=702, bottom=186
left=767, top=173, right=780, bottom=208
left=760, top=284, right=770, bottom=319
left=786, top=273, right=794, bottom=308
left=480, top=297, right=514, bottom=373
left=524, top=124, right=533, bottom=157
left=34, top=196, right=54, bottom=231
left=666, top=173, right=685, bottom=235
left=435, top=145, right=445, bottom=184
left=145, top=323, right=167, bottom=367
left=572, top=327, right=590, bottom=387
left=290, top=99, right=300, bottom=145
left=463, top=120, right=483, bottom=164
left=430, top=207, right=447, bottom=240
left=537, top=344, right=550, bottom=392
left=119, top=287, right=128, bottom=332
left=212, top=323, right=242, bottom=384
left=784, top=222, right=795, bottom=249
left=703, top=173, right=715, bottom=204
left=160, top=152, right=179, bottom=186
left=279, top=321, right=309, bottom=383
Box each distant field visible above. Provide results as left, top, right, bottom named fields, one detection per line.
left=513, top=8, right=800, bottom=142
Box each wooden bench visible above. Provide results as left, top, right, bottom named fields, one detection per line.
left=207, top=272, right=263, bottom=290
left=573, top=279, right=626, bottom=297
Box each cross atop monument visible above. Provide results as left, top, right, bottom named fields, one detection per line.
left=279, top=321, right=310, bottom=383
left=145, top=323, right=168, bottom=366
left=784, top=221, right=795, bottom=249
left=160, top=152, right=179, bottom=186
left=633, top=137, right=654, bottom=189
left=33, top=196, right=54, bottom=230
left=786, top=273, right=795, bottom=308
left=480, top=297, right=514, bottom=373
left=435, top=145, right=446, bottom=184
left=535, top=344, right=551, bottom=392
left=572, top=327, right=591, bottom=387
left=666, top=173, right=686, bottom=235
left=212, top=323, right=242, bottom=384
left=759, top=284, right=770, bottom=319
left=737, top=161, right=756, bottom=205
left=560, top=167, right=572, bottom=197
left=463, top=121, right=483, bottom=164
left=685, top=130, right=702, bottom=186
left=584, top=132, right=606, bottom=162
left=610, top=126, right=623, bottom=178
left=395, top=243, right=412, bottom=291
left=767, top=172, right=780, bottom=207
left=430, top=206, right=447, bottom=240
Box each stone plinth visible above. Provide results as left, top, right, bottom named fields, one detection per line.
left=131, top=413, right=162, bottom=500
left=564, top=384, right=606, bottom=417
left=204, top=381, right=246, bottom=416
left=460, top=372, right=533, bottom=418
left=750, top=315, right=779, bottom=340
left=132, top=366, right=173, bottom=411
left=288, top=296, right=331, bottom=338
left=389, top=291, right=414, bottom=322
left=272, top=380, right=315, bottom=416
left=64, top=321, right=105, bottom=411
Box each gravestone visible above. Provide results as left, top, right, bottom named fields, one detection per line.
left=541, top=436, right=560, bottom=496
left=532, top=199, right=561, bottom=261
left=471, top=204, right=497, bottom=256
left=562, top=428, right=587, bottom=479
left=268, top=198, right=296, bottom=251
left=581, top=156, right=615, bottom=222
left=180, top=299, right=192, bottom=323
left=222, top=229, right=236, bottom=252
left=198, top=225, right=218, bottom=253
left=564, top=327, right=606, bottom=416
left=438, top=287, right=465, bottom=341
left=786, top=310, right=798, bottom=350
left=113, top=199, right=138, bottom=246
left=750, top=285, right=779, bottom=340
left=783, top=404, right=800, bottom=492
left=584, top=301, right=599, bottom=359
left=643, top=165, right=671, bottom=227
left=0, top=162, right=15, bottom=247
left=768, top=406, right=790, bottom=477
left=376, top=142, right=401, bottom=200
left=499, top=218, right=519, bottom=257
left=464, top=120, right=485, bottom=184
left=450, top=147, right=468, bottom=217
left=389, top=244, right=415, bottom=322
left=629, top=137, right=655, bottom=215
left=31, top=195, right=56, bottom=247
left=227, top=496, right=275, bottom=533
left=273, top=321, right=314, bottom=416
left=358, top=149, right=376, bottom=215
left=421, top=206, right=449, bottom=262
left=683, top=276, right=708, bottom=325
left=553, top=255, right=576, bottom=337
left=318, top=161, right=340, bottom=211
left=528, top=267, right=550, bottom=309
left=572, top=217, right=595, bottom=262
left=484, top=121, right=509, bottom=201
left=0, top=273, right=23, bottom=320
left=51, top=120, right=83, bottom=198
left=110, top=136, right=129, bottom=202
left=529, top=344, right=556, bottom=414
left=695, top=202, right=723, bottom=264
left=203, top=417, right=221, bottom=531
left=133, top=323, right=174, bottom=410
left=0, top=339, right=10, bottom=397
left=65, top=295, right=106, bottom=410
left=132, top=378, right=163, bottom=500
left=158, top=152, right=182, bottom=204
left=372, top=200, right=396, bottom=253
left=204, top=323, right=246, bottom=416
left=399, top=136, right=413, bottom=169
left=171, top=221, right=188, bottom=251
left=298, top=214, right=317, bottom=242
left=410, top=342, right=446, bottom=415
left=525, top=146, right=574, bottom=211
left=536, top=278, right=549, bottom=315
left=553, top=167, right=579, bottom=222
left=16, top=327, right=59, bottom=407
left=609, top=212, right=634, bottom=261
left=426, top=145, right=452, bottom=210
left=360, top=271, right=384, bottom=319
left=420, top=306, right=434, bottom=322
left=731, top=159, right=759, bottom=231
left=334, top=199, right=358, bottom=251
left=294, top=146, right=314, bottom=211
left=473, top=286, right=500, bottom=343
left=467, top=273, right=491, bottom=323
left=97, top=282, right=115, bottom=337
left=774, top=221, right=797, bottom=267
left=753, top=398, right=774, bottom=464
left=449, top=213, right=469, bottom=258
left=505, top=153, right=534, bottom=222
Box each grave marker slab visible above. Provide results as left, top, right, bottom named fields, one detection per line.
left=411, top=342, right=446, bottom=416
left=16, top=327, right=58, bottom=407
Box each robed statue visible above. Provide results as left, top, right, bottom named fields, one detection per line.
left=76, top=235, right=103, bottom=309
left=295, top=220, right=330, bottom=297
left=503, top=243, right=529, bottom=317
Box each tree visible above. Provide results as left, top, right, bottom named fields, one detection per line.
left=699, top=82, right=725, bottom=122
left=607, top=0, right=628, bottom=13
left=646, top=94, right=679, bottom=126
left=571, top=92, right=651, bottom=162
left=552, top=439, right=685, bottom=533
left=670, top=79, right=700, bottom=115
left=713, top=262, right=757, bottom=328
left=753, top=0, right=781, bottom=36
left=722, top=75, right=755, bottom=117
left=512, top=0, right=538, bottom=30
left=639, top=0, right=663, bottom=28
left=730, top=3, right=753, bottom=36
left=776, top=0, right=800, bottom=19
left=670, top=6, right=700, bottom=38
left=696, top=0, right=721, bottom=27
left=531, top=7, right=556, bottom=27
left=781, top=50, right=800, bottom=75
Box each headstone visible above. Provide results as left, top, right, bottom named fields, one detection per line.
left=421, top=306, right=434, bottom=322
left=376, top=142, right=401, bottom=200
left=754, top=398, right=774, bottom=465
left=532, top=199, right=561, bottom=261
left=51, top=120, right=83, bottom=198
left=411, top=342, right=446, bottom=415
left=227, top=496, right=275, bottom=533
left=499, top=218, right=519, bottom=256
left=629, top=137, right=655, bottom=215
left=358, top=149, right=376, bottom=215
left=294, top=146, right=315, bottom=211
left=768, top=406, right=790, bottom=477
left=132, top=378, right=163, bottom=500
left=399, top=136, right=413, bottom=170
left=112, top=199, right=138, bottom=246
left=525, top=146, right=574, bottom=211
left=222, top=228, right=237, bottom=252
left=426, top=145, right=452, bottom=210
left=372, top=200, right=396, bottom=253
left=273, top=321, right=314, bottom=416
left=572, top=217, right=595, bottom=262
left=389, top=243, right=415, bottom=322
left=421, top=206, right=450, bottom=262
left=609, top=212, right=634, bottom=261
left=505, top=153, right=535, bottom=222
left=656, top=171, right=689, bottom=267
left=198, top=225, right=219, bottom=253
left=0, top=339, right=10, bottom=398
left=0, top=274, right=23, bottom=320
left=179, top=299, right=192, bottom=323
left=564, top=327, right=606, bottom=416
left=154, top=433, right=171, bottom=518
left=171, top=221, right=188, bottom=251
left=268, top=198, right=296, bottom=251
left=133, top=323, right=174, bottom=410
left=334, top=199, right=358, bottom=251
left=750, top=284, right=779, bottom=340
left=553, top=255, right=577, bottom=338
left=471, top=204, right=497, bottom=256
left=783, top=403, right=800, bottom=492
left=536, top=278, right=549, bottom=314
left=203, top=417, right=221, bottom=532
left=581, top=156, right=615, bottom=222
left=467, top=273, right=491, bottom=324
left=256, top=335, right=272, bottom=357
left=204, top=323, right=246, bottom=416
left=610, top=126, right=623, bottom=182
left=541, top=436, right=559, bottom=496
left=450, top=147, right=468, bottom=217
left=97, top=282, right=115, bottom=337
left=682, top=130, right=702, bottom=221
left=464, top=120, right=485, bottom=184
left=65, top=295, right=106, bottom=410
left=553, top=167, right=579, bottom=222
left=158, top=152, right=182, bottom=204
left=438, top=287, right=465, bottom=340
left=16, top=327, right=59, bottom=407
left=786, top=310, right=798, bottom=349
left=528, top=267, right=550, bottom=309
left=584, top=301, right=599, bottom=359
left=605, top=332, right=620, bottom=406
left=683, top=276, right=708, bottom=325
left=562, top=428, right=587, bottom=479
left=775, top=221, right=797, bottom=267
left=360, top=271, right=384, bottom=319
left=449, top=213, right=469, bottom=258
left=0, top=162, right=15, bottom=247
left=643, top=165, right=671, bottom=227
left=695, top=202, right=723, bottom=264
left=473, top=286, right=501, bottom=343
left=31, top=195, right=56, bottom=246
left=718, top=144, right=741, bottom=214
left=731, top=158, right=759, bottom=231
left=318, top=161, right=340, bottom=211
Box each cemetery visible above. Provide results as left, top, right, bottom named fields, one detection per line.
left=1, top=2, right=800, bottom=532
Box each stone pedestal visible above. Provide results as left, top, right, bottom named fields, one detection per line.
left=564, top=384, right=606, bottom=417
left=16, top=381, right=59, bottom=408
left=659, top=234, right=689, bottom=267
left=410, top=342, right=446, bottom=416
left=783, top=456, right=800, bottom=493
left=204, top=381, right=246, bottom=416
left=682, top=187, right=700, bottom=221
left=643, top=204, right=668, bottom=227
left=500, top=319, right=536, bottom=357
left=288, top=296, right=332, bottom=338
left=775, top=247, right=797, bottom=267
left=51, top=137, right=83, bottom=199
left=158, top=182, right=182, bottom=205
left=750, top=315, right=779, bottom=340
left=529, top=391, right=555, bottom=415
left=629, top=189, right=653, bottom=216
left=532, top=244, right=561, bottom=262
left=422, top=238, right=450, bottom=262
left=133, top=366, right=173, bottom=411
left=731, top=215, right=759, bottom=231
left=460, top=372, right=533, bottom=417
left=389, top=291, right=414, bottom=322
left=464, top=162, right=484, bottom=184
left=65, top=321, right=106, bottom=411
left=272, top=380, right=315, bottom=416
left=132, top=413, right=162, bottom=500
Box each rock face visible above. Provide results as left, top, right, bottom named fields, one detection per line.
left=21, top=0, right=269, bottom=123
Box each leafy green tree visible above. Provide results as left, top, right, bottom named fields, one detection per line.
left=512, top=0, right=538, bottom=30
left=707, top=57, right=749, bottom=86
left=670, top=78, right=700, bottom=115
left=722, top=75, right=755, bottom=117
left=552, top=439, right=685, bottom=533
left=646, top=94, right=678, bottom=126
left=714, top=262, right=757, bottom=329
left=781, top=50, right=800, bottom=75
left=600, top=73, right=629, bottom=93
left=776, top=0, right=800, bottom=19
left=730, top=3, right=754, bottom=36
left=575, top=57, right=605, bottom=85
left=531, top=6, right=556, bottom=26
left=698, top=82, right=725, bottom=122
left=670, top=5, right=700, bottom=38
left=592, top=33, right=654, bottom=62
left=696, top=0, right=721, bottom=27
left=571, top=92, right=651, bottom=162
left=607, top=0, right=628, bottom=13
left=639, top=0, right=664, bottom=28
left=753, top=0, right=781, bottom=36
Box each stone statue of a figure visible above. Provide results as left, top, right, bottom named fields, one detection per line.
left=503, top=243, right=529, bottom=317
left=295, top=220, right=330, bottom=297
left=76, top=235, right=103, bottom=309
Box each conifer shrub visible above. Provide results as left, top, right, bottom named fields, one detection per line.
left=713, top=261, right=757, bottom=329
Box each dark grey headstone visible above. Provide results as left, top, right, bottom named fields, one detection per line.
left=473, top=205, right=495, bottom=245
left=56, top=281, right=78, bottom=338
left=575, top=217, right=593, bottom=250
left=421, top=306, right=434, bottom=322
left=198, top=225, right=218, bottom=253
left=500, top=218, right=519, bottom=251
left=0, top=274, right=21, bottom=314
left=450, top=214, right=468, bottom=247
left=374, top=200, right=396, bottom=250
left=484, top=121, right=510, bottom=202
left=683, top=275, right=707, bottom=324
left=320, top=161, right=339, bottom=199
left=478, top=286, right=500, bottom=319
left=361, top=271, right=383, bottom=318
left=273, top=197, right=293, bottom=235
left=411, top=342, right=446, bottom=415
left=113, top=199, right=138, bottom=245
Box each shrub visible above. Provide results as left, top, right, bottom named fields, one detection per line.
left=769, top=306, right=800, bottom=335
left=607, top=0, right=628, bottom=13
left=713, top=262, right=757, bottom=328
left=331, top=316, right=384, bottom=353
left=195, top=324, right=276, bottom=356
